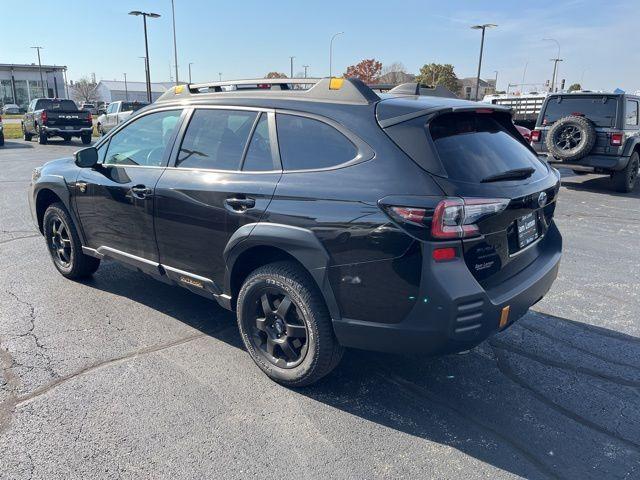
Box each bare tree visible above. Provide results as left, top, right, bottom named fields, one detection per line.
left=71, top=77, right=98, bottom=104
left=379, top=62, right=412, bottom=84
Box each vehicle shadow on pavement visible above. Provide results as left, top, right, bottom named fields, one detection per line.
left=0, top=141, right=34, bottom=150
left=560, top=171, right=640, bottom=198
left=82, top=263, right=640, bottom=480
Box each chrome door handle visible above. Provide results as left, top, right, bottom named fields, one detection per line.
left=131, top=185, right=152, bottom=199
left=225, top=197, right=256, bottom=211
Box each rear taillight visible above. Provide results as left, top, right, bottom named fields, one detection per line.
left=610, top=132, right=623, bottom=146
left=531, top=130, right=541, bottom=142
left=88, top=112, right=93, bottom=123
left=41, top=110, right=48, bottom=124
left=432, top=198, right=509, bottom=239
left=384, top=197, right=509, bottom=240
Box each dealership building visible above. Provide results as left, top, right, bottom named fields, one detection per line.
left=95, top=80, right=175, bottom=103
left=0, top=64, right=68, bottom=110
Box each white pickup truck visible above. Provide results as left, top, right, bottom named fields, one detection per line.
left=96, top=100, right=148, bottom=135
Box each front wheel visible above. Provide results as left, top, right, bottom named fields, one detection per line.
left=43, top=203, right=100, bottom=279
left=23, top=125, right=33, bottom=141
left=237, top=262, right=344, bottom=387
left=612, top=152, right=639, bottom=193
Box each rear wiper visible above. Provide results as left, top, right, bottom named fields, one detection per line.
left=481, top=167, right=535, bottom=183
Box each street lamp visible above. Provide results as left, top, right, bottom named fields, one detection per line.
left=470, top=23, right=497, bottom=101
left=188, top=62, right=194, bottom=83
left=129, top=10, right=161, bottom=103
left=123, top=73, right=129, bottom=101
left=218, top=72, right=222, bottom=82
left=31, top=46, right=45, bottom=97
left=542, top=38, right=562, bottom=92
left=303, top=65, right=310, bottom=78
left=171, top=0, right=179, bottom=85
left=329, top=32, right=344, bottom=78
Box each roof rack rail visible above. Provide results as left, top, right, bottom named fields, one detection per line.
left=388, top=82, right=459, bottom=99
left=157, top=77, right=380, bottom=105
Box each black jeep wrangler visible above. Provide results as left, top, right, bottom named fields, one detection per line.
left=29, top=78, right=562, bottom=386
left=531, top=92, right=640, bottom=192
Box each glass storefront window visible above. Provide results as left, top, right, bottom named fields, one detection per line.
left=14, top=80, right=29, bottom=110
left=0, top=80, right=14, bottom=105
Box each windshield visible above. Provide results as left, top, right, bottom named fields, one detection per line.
left=36, top=99, right=78, bottom=111
left=429, top=112, right=546, bottom=184
left=542, top=95, right=618, bottom=127
left=121, top=102, right=147, bottom=112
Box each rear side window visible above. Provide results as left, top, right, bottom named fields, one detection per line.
left=429, top=112, right=545, bottom=183
left=35, top=99, right=77, bottom=111
left=243, top=114, right=276, bottom=171
left=177, top=109, right=257, bottom=170
left=276, top=114, right=357, bottom=170
left=625, top=100, right=638, bottom=126
left=542, top=96, right=618, bottom=127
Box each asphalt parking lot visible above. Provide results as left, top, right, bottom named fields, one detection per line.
left=1, top=138, right=639, bottom=479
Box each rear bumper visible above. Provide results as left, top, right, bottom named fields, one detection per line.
left=538, top=153, right=628, bottom=171
left=42, top=126, right=93, bottom=136
left=332, top=223, right=562, bottom=354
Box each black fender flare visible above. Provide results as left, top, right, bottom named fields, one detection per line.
left=622, top=137, right=640, bottom=157
left=223, top=223, right=341, bottom=322
left=33, top=177, right=85, bottom=243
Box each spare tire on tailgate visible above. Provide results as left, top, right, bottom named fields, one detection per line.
left=545, top=115, right=596, bottom=162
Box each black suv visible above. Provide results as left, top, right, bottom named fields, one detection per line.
left=531, top=92, right=640, bottom=192
left=29, top=78, right=562, bottom=386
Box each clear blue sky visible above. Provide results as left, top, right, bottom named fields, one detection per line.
left=2, top=0, right=638, bottom=92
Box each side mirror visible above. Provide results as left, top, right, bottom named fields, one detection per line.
left=75, top=147, right=99, bottom=168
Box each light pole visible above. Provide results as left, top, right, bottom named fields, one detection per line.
left=542, top=38, right=561, bottom=92
left=188, top=62, right=194, bottom=83
left=470, top=24, right=497, bottom=101
left=123, top=73, right=129, bottom=101
left=171, top=0, right=179, bottom=85
left=493, top=70, right=498, bottom=92
left=129, top=10, right=161, bottom=103
left=31, top=46, right=45, bottom=97
left=303, top=65, right=310, bottom=78
left=218, top=72, right=222, bottom=82
left=289, top=56, right=295, bottom=79
left=329, top=32, right=343, bottom=78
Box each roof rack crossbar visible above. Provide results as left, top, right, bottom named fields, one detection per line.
left=158, top=77, right=380, bottom=105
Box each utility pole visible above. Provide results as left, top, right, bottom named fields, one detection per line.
left=493, top=70, right=498, bottom=92
left=171, top=0, right=179, bottom=85
left=303, top=65, right=309, bottom=78
left=329, top=32, right=344, bottom=78
left=289, top=56, right=295, bottom=79
left=470, top=24, right=497, bottom=101
left=31, top=46, right=45, bottom=97
left=188, top=62, right=194, bottom=83
left=124, top=73, right=129, bottom=101
left=129, top=11, right=161, bottom=103
left=550, top=58, right=563, bottom=92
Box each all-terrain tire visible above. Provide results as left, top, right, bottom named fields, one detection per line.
left=237, top=261, right=344, bottom=387
left=546, top=115, right=596, bottom=161
left=23, top=125, right=33, bottom=141
left=81, top=133, right=92, bottom=145
left=37, top=127, right=47, bottom=145
left=612, top=151, right=639, bottom=193
left=43, top=202, right=100, bottom=279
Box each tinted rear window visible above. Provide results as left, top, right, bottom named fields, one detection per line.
left=36, top=99, right=77, bottom=111
left=542, top=96, right=618, bottom=127
left=121, top=102, right=147, bottom=112
left=429, top=112, right=545, bottom=183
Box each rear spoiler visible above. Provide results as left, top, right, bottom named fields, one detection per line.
left=378, top=103, right=512, bottom=128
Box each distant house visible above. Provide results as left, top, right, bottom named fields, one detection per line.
left=458, top=77, right=496, bottom=100
left=95, top=80, right=176, bottom=103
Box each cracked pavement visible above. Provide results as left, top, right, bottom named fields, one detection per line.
left=0, top=139, right=639, bottom=479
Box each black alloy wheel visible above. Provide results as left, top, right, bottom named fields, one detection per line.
left=47, top=215, right=72, bottom=269
left=249, top=288, right=309, bottom=369
left=554, top=124, right=582, bottom=150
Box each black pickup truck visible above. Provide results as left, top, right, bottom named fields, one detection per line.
left=22, top=98, right=93, bottom=145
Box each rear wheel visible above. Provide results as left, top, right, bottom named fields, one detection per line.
left=0, top=132, right=4, bottom=146
left=37, top=127, right=47, bottom=145
left=43, top=203, right=100, bottom=279
left=237, top=261, right=343, bottom=387
left=612, top=151, right=639, bottom=193
left=81, top=133, right=91, bottom=145
left=23, top=125, right=32, bottom=141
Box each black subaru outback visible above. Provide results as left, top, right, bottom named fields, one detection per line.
left=531, top=92, right=640, bottom=192
left=29, top=78, right=562, bottom=386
